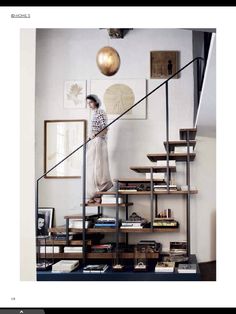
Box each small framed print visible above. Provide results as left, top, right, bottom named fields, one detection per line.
left=37, top=207, right=54, bottom=237
left=64, top=80, right=86, bottom=108
left=150, top=51, right=179, bottom=79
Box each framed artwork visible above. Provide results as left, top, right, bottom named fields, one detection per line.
left=90, top=79, right=146, bottom=120
left=37, top=207, right=54, bottom=237
left=44, top=120, right=86, bottom=178
left=63, top=80, right=86, bottom=108
left=150, top=51, right=179, bottom=79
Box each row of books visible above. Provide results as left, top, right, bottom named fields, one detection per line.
left=94, top=217, right=117, bottom=228
left=120, top=218, right=148, bottom=229
left=155, top=262, right=196, bottom=273
left=39, top=246, right=83, bottom=253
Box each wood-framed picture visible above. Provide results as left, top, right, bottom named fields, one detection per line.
left=150, top=51, right=179, bottom=79
left=44, top=119, right=86, bottom=178
left=37, top=207, right=54, bottom=237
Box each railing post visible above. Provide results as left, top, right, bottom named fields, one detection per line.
left=186, top=131, right=191, bottom=258
left=150, top=167, right=154, bottom=231
left=82, top=140, right=87, bottom=265
left=35, top=180, right=39, bottom=239
left=115, top=180, right=120, bottom=262
left=165, top=82, right=170, bottom=192
left=35, top=179, right=39, bottom=266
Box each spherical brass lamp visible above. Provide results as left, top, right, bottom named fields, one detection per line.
left=96, top=46, right=120, bottom=76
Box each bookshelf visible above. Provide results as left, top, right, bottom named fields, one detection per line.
left=37, top=128, right=200, bottom=280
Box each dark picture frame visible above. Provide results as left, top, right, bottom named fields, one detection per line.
left=37, top=207, right=54, bottom=237
left=150, top=51, right=179, bottom=79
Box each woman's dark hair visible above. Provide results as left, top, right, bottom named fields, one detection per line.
left=86, top=94, right=100, bottom=108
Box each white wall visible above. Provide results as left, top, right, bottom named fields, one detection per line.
left=20, top=29, right=36, bottom=280
left=35, top=29, right=194, bottom=253
left=191, top=136, right=216, bottom=262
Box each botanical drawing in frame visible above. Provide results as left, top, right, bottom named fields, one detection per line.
left=90, top=79, right=146, bottom=120
left=150, top=51, right=179, bottom=79
left=37, top=207, right=54, bottom=238
left=44, top=120, right=86, bottom=178
left=63, top=80, right=86, bottom=108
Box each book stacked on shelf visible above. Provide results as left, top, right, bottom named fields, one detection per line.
left=94, top=217, right=117, bottom=228
left=36, top=261, right=53, bottom=270
left=118, top=184, right=138, bottom=192
left=156, top=160, right=176, bottom=167
left=162, top=241, right=188, bottom=263
left=91, top=243, right=113, bottom=253
left=101, top=195, right=123, bottom=204
left=39, top=246, right=61, bottom=253
left=52, top=234, right=74, bottom=241
left=170, top=241, right=187, bottom=255
left=120, top=219, right=147, bottom=229
left=174, top=146, right=194, bottom=153
left=52, top=260, right=80, bottom=273
left=63, top=246, right=83, bottom=253
left=83, top=264, right=109, bottom=273
left=121, top=212, right=147, bottom=229
left=154, top=184, right=177, bottom=191
left=155, top=261, right=175, bottom=273
left=177, top=264, right=197, bottom=273
left=163, top=254, right=189, bottom=263
left=69, top=219, right=92, bottom=229
left=153, top=218, right=178, bottom=228
left=145, top=173, right=165, bottom=180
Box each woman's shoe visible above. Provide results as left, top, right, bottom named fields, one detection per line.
left=94, top=197, right=102, bottom=204
left=87, top=198, right=95, bottom=204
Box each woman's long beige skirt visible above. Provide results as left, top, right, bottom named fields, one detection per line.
left=86, top=136, right=113, bottom=200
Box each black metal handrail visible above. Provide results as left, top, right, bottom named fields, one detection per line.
left=36, top=56, right=204, bottom=262
left=37, top=57, right=204, bottom=182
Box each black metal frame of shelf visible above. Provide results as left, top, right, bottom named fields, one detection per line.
left=186, top=130, right=191, bottom=257
left=36, top=57, right=203, bottom=276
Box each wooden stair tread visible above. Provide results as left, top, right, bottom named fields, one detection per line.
left=164, top=140, right=196, bottom=146
left=47, top=226, right=180, bottom=234
left=179, top=128, right=197, bottom=140
left=37, top=239, right=91, bottom=245
left=179, top=128, right=197, bottom=131
left=147, top=153, right=196, bottom=162
left=96, top=190, right=198, bottom=195
left=113, top=178, right=164, bottom=182
left=130, top=166, right=176, bottom=173
left=81, top=202, right=133, bottom=207
left=164, top=140, right=196, bottom=149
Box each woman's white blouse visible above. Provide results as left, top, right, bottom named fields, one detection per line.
left=91, top=108, right=107, bottom=137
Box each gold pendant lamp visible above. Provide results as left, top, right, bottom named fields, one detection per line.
left=96, top=46, right=120, bottom=76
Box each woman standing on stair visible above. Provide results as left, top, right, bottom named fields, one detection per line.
left=86, top=94, right=113, bottom=203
